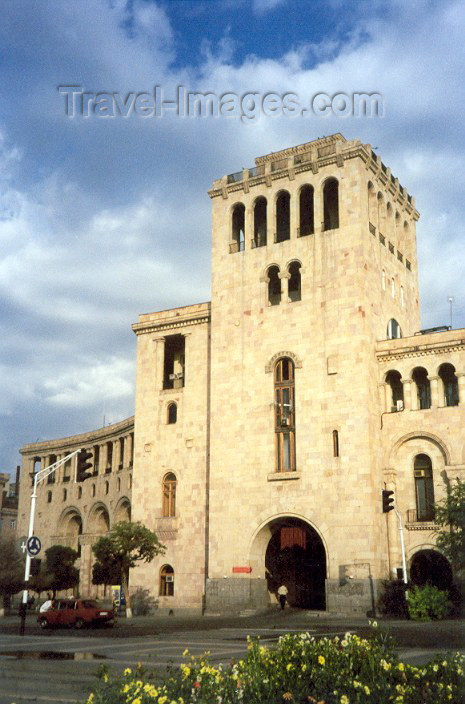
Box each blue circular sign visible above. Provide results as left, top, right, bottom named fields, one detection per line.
left=27, top=536, right=41, bottom=556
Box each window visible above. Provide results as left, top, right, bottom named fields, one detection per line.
left=93, top=445, right=100, bottom=475
left=231, top=203, right=245, bottom=252
left=323, top=178, right=339, bottom=230
left=47, top=491, right=52, bottom=504
left=276, top=191, right=290, bottom=242
left=412, top=367, right=431, bottom=409
left=385, top=370, right=404, bottom=411
left=288, top=261, right=301, bottom=302
left=78, top=487, right=82, bottom=499
left=253, top=196, right=267, bottom=247
left=62, top=458, right=71, bottom=483
left=400, top=286, right=404, bottom=307
left=391, top=277, right=395, bottom=298
left=63, top=489, right=67, bottom=501
left=381, top=269, right=386, bottom=291
left=274, top=358, right=296, bottom=472
left=105, top=481, right=109, bottom=495
left=438, top=363, right=459, bottom=407
left=332, top=430, right=339, bottom=458
left=162, top=472, right=177, bottom=517
left=47, top=455, right=57, bottom=484
left=299, top=185, right=314, bottom=236
left=163, top=334, right=185, bottom=389
left=167, top=402, right=177, bottom=424
left=119, top=437, right=124, bottom=470
left=267, top=266, right=281, bottom=306
left=387, top=318, right=402, bottom=339
left=159, top=564, right=174, bottom=596
left=92, top=484, right=96, bottom=497
left=105, top=441, right=113, bottom=473
left=414, top=454, right=435, bottom=521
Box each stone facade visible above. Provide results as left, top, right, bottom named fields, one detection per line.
left=17, top=418, right=133, bottom=596
left=17, top=134, right=465, bottom=614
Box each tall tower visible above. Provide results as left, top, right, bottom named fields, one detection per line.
left=206, top=134, right=420, bottom=613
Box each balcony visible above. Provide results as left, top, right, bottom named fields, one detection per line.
left=406, top=508, right=436, bottom=530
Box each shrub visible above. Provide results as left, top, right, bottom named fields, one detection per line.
left=377, top=579, right=409, bottom=618
left=130, top=587, right=158, bottom=616
left=85, top=624, right=465, bottom=704
left=406, top=584, right=452, bottom=621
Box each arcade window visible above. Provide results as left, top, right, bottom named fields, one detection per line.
left=274, top=357, right=296, bottom=472
left=159, top=564, right=174, bottom=596
left=163, top=335, right=185, bottom=389
left=162, top=472, right=177, bottom=517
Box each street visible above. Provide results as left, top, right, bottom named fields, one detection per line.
left=0, top=610, right=464, bottom=704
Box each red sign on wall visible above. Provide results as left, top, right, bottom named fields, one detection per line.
left=232, top=566, right=252, bottom=573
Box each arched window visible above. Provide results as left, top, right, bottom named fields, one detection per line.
left=253, top=196, right=267, bottom=247
left=414, top=454, right=435, bottom=521
left=367, top=182, right=376, bottom=229
left=159, top=564, right=174, bottom=596
left=47, top=491, right=52, bottom=503
left=387, top=318, right=402, bottom=339
left=162, top=472, right=177, bottom=517
left=92, top=484, right=96, bottom=497
left=167, top=402, right=177, bottom=424
left=105, top=481, right=109, bottom=495
left=381, top=269, right=386, bottom=291
left=391, top=277, right=395, bottom=299
left=78, top=486, right=82, bottom=499
left=412, top=367, right=431, bottom=409
left=274, top=358, right=296, bottom=472
left=63, top=488, right=67, bottom=501
left=288, top=261, right=301, bottom=302
left=400, top=286, right=404, bottom=307
left=267, top=266, right=281, bottom=306
left=323, top=178, right=339, bottom=231
left=231, top=203, right=245, bottom=252
left=332, top=430, right=339, bottom=458
left=438, top=363, right=459, bottom=407
left=377, top=192, right=385, bottom=234
left=299, top=185, right=314, bottom=236
left=62, top=458, right=71, bottom=483
left=385, top=370, right=404, bottom=411
left=276, top=191, right=290, bottom=242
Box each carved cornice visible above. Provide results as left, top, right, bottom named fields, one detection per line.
left=265, top=351, right=303, bottom=373
left=376, top=341, right=465, bottom=364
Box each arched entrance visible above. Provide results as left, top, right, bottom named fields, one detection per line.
left=410, top=550, right=452, bottom=590
left=265, top=517, right=326, bottom=609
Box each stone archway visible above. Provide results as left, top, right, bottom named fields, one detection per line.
left=263, top=517, right=327, bottom=609
left=410, top=549, right=453, bottom=591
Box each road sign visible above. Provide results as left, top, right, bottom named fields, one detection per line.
left=17, top=536, right=28, bottom=554
left=26, top=536, right=41, bottom=556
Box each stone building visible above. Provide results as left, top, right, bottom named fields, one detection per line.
left=17, top=134, right=465, bottom=614
left=0, top=471, right=18, bottom=540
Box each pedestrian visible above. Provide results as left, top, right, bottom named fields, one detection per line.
left=40, top=594, right=53, bottom=613
left=277, top=584, right=288, bottom=610
left=27, top=594, right=35, bottom=610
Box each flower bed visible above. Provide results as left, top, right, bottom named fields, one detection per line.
left=86, top=625, right=464, bottom=704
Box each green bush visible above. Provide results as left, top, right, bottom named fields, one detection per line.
left=130, top=587, right=158, bottom=616
left=406, top=585, right=452, bottom=621
left=85, top=624, right=465, bottom=704
left=378, top=579, right=409, bottom=618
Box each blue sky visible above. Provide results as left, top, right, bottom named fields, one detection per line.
left=1, top=0, right=464, bottom=475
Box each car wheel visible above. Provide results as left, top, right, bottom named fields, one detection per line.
left=39, top=617, right=49, bottom=629
left=74, top=617, right=85, bottom=629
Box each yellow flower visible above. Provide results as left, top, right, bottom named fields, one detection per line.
left=364, top=686, right=370, bottom=695
left=318, top=655, right=325, bottom=665
left=124, top=668, right=132, bottom=676
left=340, top=696, right=349, bottom=704
left=282, top=693, right=293, bottom=701
left=397, top=663, right=405, bottom=672
left=132, top=699, right=141, bottom=704
left=183, top=649, right=189, bottom=656
left=87, top=695, right=94, bottom=704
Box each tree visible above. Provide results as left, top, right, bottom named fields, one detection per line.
left=92, top=521, right=165, bottom=619
left=91, top=537, right=122, bottom=596
left=45, top=545, right=79, bottom=597
left=434, top=479, right=465, bottom=575
left=0, top=537, right=24, bottom=611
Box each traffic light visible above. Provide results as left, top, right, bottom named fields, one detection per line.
left=77, top=449, right=93, bottom=482
left=382, top=489, right=395, bottom=513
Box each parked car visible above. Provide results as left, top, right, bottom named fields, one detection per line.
left=38, top=598, right=114, bottom=629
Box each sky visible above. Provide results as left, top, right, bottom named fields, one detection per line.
left=1, top=0, right=464, bottom=476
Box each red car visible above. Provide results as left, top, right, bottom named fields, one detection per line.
left=38, top=598, right=114, bottom=629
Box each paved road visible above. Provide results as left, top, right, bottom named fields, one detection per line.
left=0, top=611, right=463, bottom=704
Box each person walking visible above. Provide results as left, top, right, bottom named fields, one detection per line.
left=277, top=584, right=288, bottom=610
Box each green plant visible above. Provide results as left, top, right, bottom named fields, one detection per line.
left=434, top=479, right=465, bottom=574
left=130, top=587, right=158, bottom=616
left=84, top=625, right=465, bottom=704
left=406, top=584, right=452, bottom=621
left=377, top=579, right=409, bottom=617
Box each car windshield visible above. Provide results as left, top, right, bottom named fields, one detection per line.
left=81, top=600, right=99, bottom=608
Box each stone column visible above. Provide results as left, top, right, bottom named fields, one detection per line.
left=153, top=336, right=166, bottom=391
left=246, top=205, right=253, bottom=249
left=410, top=379, right=419, bottom=411
left=99, top=443, right=108, bottom=476
left=114, top=439, right=121, bottom=472
left=428, top=375, right=439, bottom=408
left=290, top=189, right=298, bottom=239
left=456, top=373, right=465, bottom=406
left=123, top=435, right=130, bottom=468
left=401, top=379, right=412, bottom=410
left=279, top=271, right=291, bottom=302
